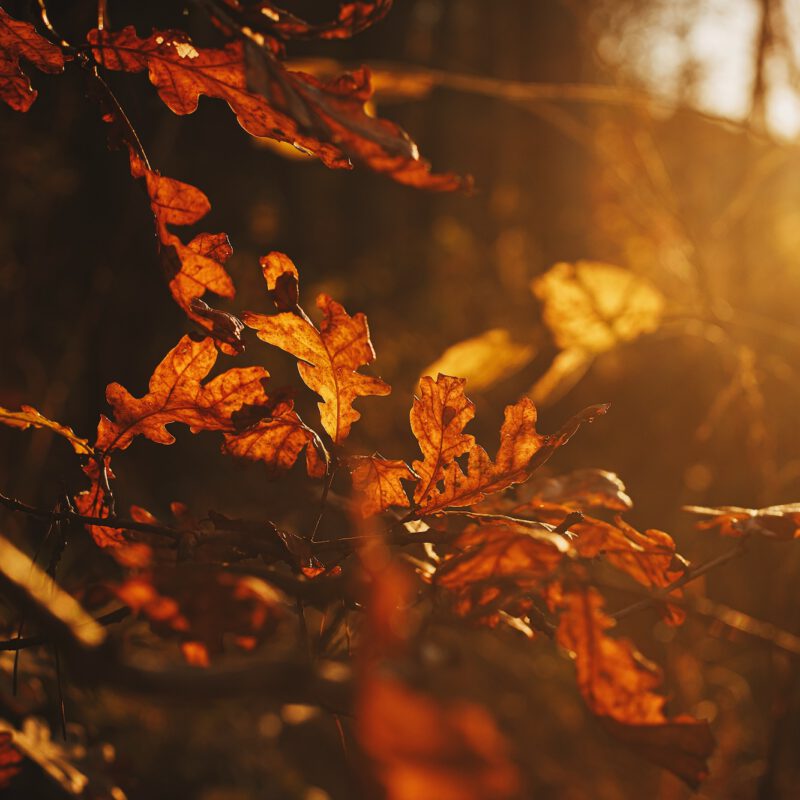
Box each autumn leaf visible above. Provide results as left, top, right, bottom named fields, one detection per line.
left=685, top=502, right=800, bottom=539
left=221, top=0, right=394, bottom=41
left=349, top=455, right=416, bottom=516
left=244, top=255, right=390, bottom=443
left=530, top=261, right=663, bottom=405
left=222, top=397, right=328, bottom=478
left=88, top=26, right=465, bottom=189
left=116, top=566, right=285, bottom=664
left=74, top=457, right=125, bottom=548
left=0, top=8, right=64, bottom=112
left=410, top=374, right=608, bottom=515
left=358, top=676, right=523, bottom=800
left=0, top=405, right=92, bottom=456
left=133, top=159, right=242, bottom=351
left=533, top=261, right=664, bottom=353
left=95, top=335, right=268, bottom=452
left=557, top=587, right=713, bottom=787
left=421, top=329, right=536, bottom=393
left=515, top=468, right=633, bottom=513
left=434, top=520, right=569, bottom=621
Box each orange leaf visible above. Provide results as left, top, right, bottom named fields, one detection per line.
left=349, top=455, right=416, bottom=516
left=411, top=374, right=607, bottom=514
left=244, top=257, right=390, bottom=443
left=222, top=397, right=328, bottom=478
left=358, top=676, right=523, bottom=800
left=434, top=520, right=569, bottom=621
left=95, top=335, right=269, bottom=452
left=88, top=26, right=465, bottom=189
left=0, top=8, right=64, bottom=112
left=74, top=458, right=125, bottom=548
left=0, top=404, right=92, bottom=456
left=0, top=731, right=22, bottom=790
left=557, top=587, right=713, bottom=787
left=686, top=502, right=800, bottom=539
left=233, top=1, right=393, bottom=41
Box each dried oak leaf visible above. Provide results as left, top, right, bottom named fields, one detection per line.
left=244, top=255, right=390, bottom=443
left=88, top=26, right=465, bottom=189
left=556, top=586, right=713, bottom=787
left=95, top=335, right=324, bottom=477
left=517, top=468, right=633, bottom=513
left=349, top=455, right=417, bottom=517
left=357, top=676, right=523, bottom=800
left=0, top=405, right=91, bottom=456
left=222, top=396, right=327, bottom=478
left=531, top=507, right=685, bottom=624
left=223, top=0, right=394, bottom=40
left=95, top=334, right=268, bottom=452
left=74, top=457, right=125, bottom=548
left=434, top=520, right=569, bottom=622
left=116, top=566, right=285, bottom=664
left=685, top=503, right=800, bottom=539
left=132, top=157, right=242, bottom=352
left=410, top=374, right=608, bottom=515
left=0, top=8, right=64, bottom=112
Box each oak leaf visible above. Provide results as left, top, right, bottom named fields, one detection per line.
left=0, top=8, right=64, bottom=112
left=0, top=405, right=91, bottom=456
left=88, top=26, right=465, bottom=189
left=556, top=586, right=713, bottom=787
left=410, top=374, right=608, bottom=515
left=686, top=502, right=800, bottom=539
left=349, top=455, right=416, bottom=517
left=434, top=520, right=569, bottom=621
left=95, top=335, right=268, bottom=452
left=244, top=256, right=390, bottom=443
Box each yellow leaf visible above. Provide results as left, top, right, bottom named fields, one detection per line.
left=532, top=261, right=663, bottom=353
left=421, top=329, right=535, bottom=392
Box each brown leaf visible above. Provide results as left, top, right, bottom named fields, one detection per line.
left=95, top=335, right=269, bottom=452
left=135, top=162, right=241, bottom=350
left=74, top=457, right=125, bottom=548
left=349, top=455, right=416, bottom=516
left=0, top=405, right=92, bottom=456
left=556, top=587, right=713, bottom=787
left=88, top=26, right=466, bottom=189
left=244, top=259, right=390, bottom=443
left=357, top=676, right=523, bottom=800
left=410, top=374, right=607, bottom=515
left=685, top=503, right=800, bottom=539
left=116, top=566, right=284, bottom=662
left=224, top=1, right=394, bottom=41
left=434, top=520, right=569, bottom=621
left=222, top=397, right=328, bottom=478
left=519, top=468, right=633, bottom=512
left=0, top=8, right=64, bottom=112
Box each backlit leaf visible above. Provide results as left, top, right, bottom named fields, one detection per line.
left=556, top=587, right=713, bottom=787
left=244, top=256, right=390, bottom=443
left=0, top=405, right=92, bottom=456
left=0, top=8, right=64, bottom=112
left=88, top=26, right=465, bottom=189
left=686, top=502, right=800, bottom=539
left=533, top=261, right=663, bottom=353
left=422, top=329, right=536, bottom=393
left=349, top=455, right=416, bottom=516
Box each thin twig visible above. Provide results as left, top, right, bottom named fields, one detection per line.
left=0, top=607, right=131, bottom=652
left=0, top=491, right=180, bottom=540
left=611, top=540, right=749, bottom=620
left=311, top=463, right=337, bottom=543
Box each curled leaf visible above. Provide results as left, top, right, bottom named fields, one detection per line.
left=686, top=503, right=800, bottom=539
left=0, top=405, right=92, bottom=456
left=0, top=8, right=64, bottom=112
